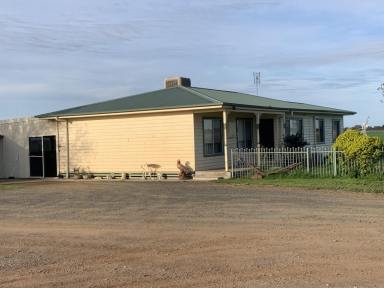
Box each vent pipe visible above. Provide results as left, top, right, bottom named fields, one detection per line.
left=164, top=77, right=191, bottom=88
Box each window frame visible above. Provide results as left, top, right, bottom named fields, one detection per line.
left=332, top=119, right=341, bottom=142
left=28, top=135, right=57, bottom=178
left=285, top=118, right=304, bottom=139
left=236, top=117, right=253, bottom=149
left=202, top=117, right=224, bottom=157
left=315, top=118, right=325, bottom=144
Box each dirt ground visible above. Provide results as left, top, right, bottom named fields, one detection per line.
left=1, top=181, right=384, bottom=287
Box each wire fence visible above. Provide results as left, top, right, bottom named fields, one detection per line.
left=231, top=147, right=384, bottom=178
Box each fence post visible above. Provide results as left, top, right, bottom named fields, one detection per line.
left=230, top=149, right=234, bottom=178
left=333, top=148, right=337, bottom=177
left=257, top=144, right=261, bottom=168
left=306, top=148, right=310, bottom=173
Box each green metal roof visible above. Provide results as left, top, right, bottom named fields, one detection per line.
left=37, top=86, right=355, bottom=118
left=190, top=87, right=355, bottom=114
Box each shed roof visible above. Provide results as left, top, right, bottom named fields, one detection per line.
left=37, top=86, right=355, bottom=118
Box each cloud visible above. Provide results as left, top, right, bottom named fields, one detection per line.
left=0, top=15, right=141, bottom=55
left=0, top=83, right=50, bottom=94
left=0, top=0, right=383, bottom=125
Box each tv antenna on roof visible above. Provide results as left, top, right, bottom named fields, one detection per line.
left=253, top=72, right=261, bottom=95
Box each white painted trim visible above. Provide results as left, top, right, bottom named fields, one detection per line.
left=230, top=107, right=285, bottom=116
left=226, top=106, right=352, bottom=116
left=41, top=105, right=224, bottom=120
left=223, top=110, right=229, bottom=172
left=66, top=120, right=70, bottom=179
left=254, top=112, right=261, bottom=146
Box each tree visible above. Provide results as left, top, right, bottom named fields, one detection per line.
left=333, top=130, right=384, bottom=176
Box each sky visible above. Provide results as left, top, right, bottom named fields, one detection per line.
left=0, top=0, right=383, bottom=126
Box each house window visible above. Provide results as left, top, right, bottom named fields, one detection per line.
left=315, top=119, right=325, bottom=143
left=332, top=120, right=341, bottom=142
left=237, top=118, right=253, bottom=148
left=285, top=118, right=303, bottom=138
left=203, top=118, right=223, bottom=156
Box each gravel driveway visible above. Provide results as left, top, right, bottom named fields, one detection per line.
left=0, top=181, right=384, bottom=287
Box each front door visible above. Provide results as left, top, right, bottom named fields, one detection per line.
left=259, top=119, right=274, bottom=148
left=236, top=118, right=253, bottom=148
left=29, top=136, right=57, bottom=177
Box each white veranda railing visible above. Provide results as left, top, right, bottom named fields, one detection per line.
left=231, top=147, right=384, bottom=178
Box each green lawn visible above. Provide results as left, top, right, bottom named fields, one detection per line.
left=0, top=184, right=21, bottom=190
left=367, top=130, right=384, bottom=140
left=220, top=176, right=384, bottom=193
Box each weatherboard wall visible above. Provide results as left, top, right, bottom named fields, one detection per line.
left=58, top=111, right=196, bottom=175
left=286, top=113, right=344, bottom=146
left=194, top=112, right=226, bottom=171
left=194, top=112, right=287, bottom=171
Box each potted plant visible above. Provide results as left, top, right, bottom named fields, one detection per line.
left=82, top=168, right=94, bottom=179
left=73, top=167, right=83, bottom=179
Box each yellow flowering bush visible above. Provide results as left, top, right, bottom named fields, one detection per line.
left=333, top=129, right=384, bottom=176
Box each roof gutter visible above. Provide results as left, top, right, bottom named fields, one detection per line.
left=289, top=109, right=355, bottom=116
left=225, top=104, right=356, bottom=116
left=37, top=104, right=224, bottom=120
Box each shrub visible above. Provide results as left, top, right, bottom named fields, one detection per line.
left=333, top=129, right=384, bottom=176
left=284, top=133, right=308, bottom=148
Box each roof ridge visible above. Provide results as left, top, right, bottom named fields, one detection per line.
left=181, top=86, right=222, bottom=104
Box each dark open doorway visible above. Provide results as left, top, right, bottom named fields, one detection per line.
left=259, top=119, right=274, bottom=148
left=29, top=136, right=57, bottom=177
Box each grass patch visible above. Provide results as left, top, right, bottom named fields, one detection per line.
left=367, top=130, right=384, bottom=141
left=219, top=175, right=384, bottom=193
left=0, top=184, right=21, bottom=190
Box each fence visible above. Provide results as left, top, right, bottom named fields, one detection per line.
left=231, top=147, right=384, bottom=178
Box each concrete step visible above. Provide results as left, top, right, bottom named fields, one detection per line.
left=194, top=170, right=231, bottom=180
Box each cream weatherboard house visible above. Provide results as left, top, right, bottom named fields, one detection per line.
left=0, top=77, right=355, bottom=179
